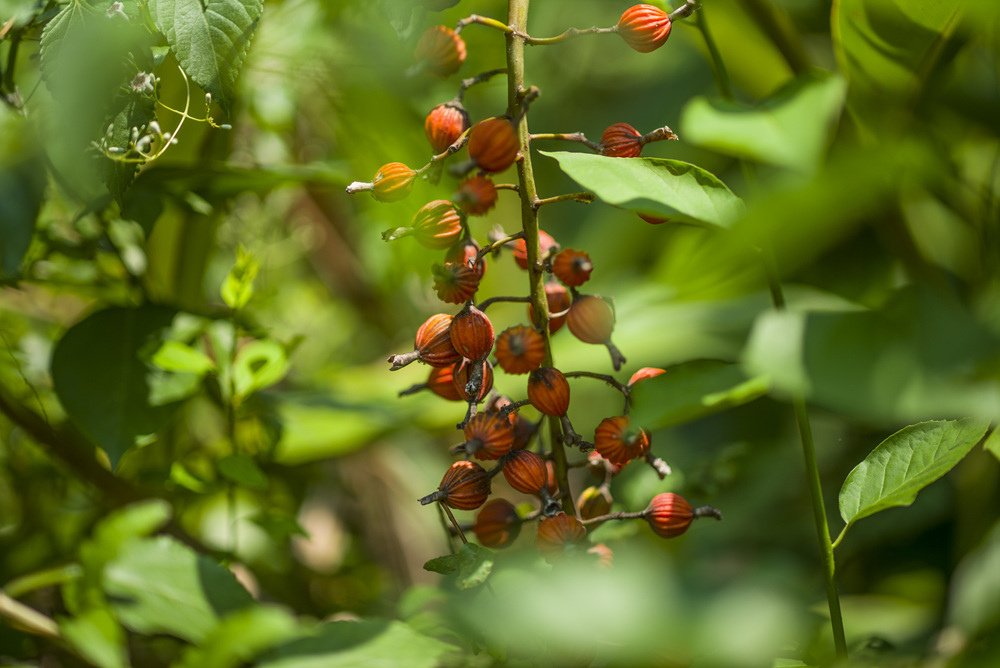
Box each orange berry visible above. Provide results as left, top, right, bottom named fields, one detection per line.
left=567, top=295, right=615, bottom=344
left=372, top=162, right=416, bottom=202
left=528, top=282, right=571, bottom=334
left=451, top=358, right=494, bottom=403
left=510, top=230, right=557, bottom=270
left=425, top=101, right=469, bottom=153
left=468, top=117, right=519, bottom=173
left=449, top=304, right=494, bottom=361
left=617, top=4, right=672, bottom=53
left=601, top=122, right=643, bottom=158
left=551, top=248, right=593, bottom=287
left=432, top=261, right=480, bottom=304
left=426, top=365, right=463, bottom=401
left=412, top=200, right=463, bottom=250
left=494, top=325, right=545, bottom=375
left=527, top=367, right=570, bottom=417
left=536, top=513, right=587, bottom=559
left=645, top=492, right=693, bottom=538
left=435, top=460, right=490, bottom=510
left=594, top=416, right=650, bottom=466
left=415, top=25, right=466, bottom=77
left=454, top=175, right=498, bottom=216
left=502, top=449, right=548, bottom=495
left=463, top=412, right=515, bottom=460
left=474, top=498, right=521, bottom=548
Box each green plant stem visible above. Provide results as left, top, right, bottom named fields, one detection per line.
left=507, top=0, right=573, bottom=515
left=694, top=5, right=734, bottom=102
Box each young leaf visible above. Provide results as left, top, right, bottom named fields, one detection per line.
left=218, top=454, right=269, bottom=491
left=839, top=419, right=990, bottom=529
left=59, top=606, right=127, bottom=668
left=221, top=247, right=260, bottom=310
left=149, top=0, right=264, bottom=112
left=423, top=553, right=461, bottom=575
left=151, top=340, right=216, bottom=375
left=540, top=151, right=745, bottom=228
left=233, top=340, right=289, bottom=400
left=455, top=543, right=494, bottom=591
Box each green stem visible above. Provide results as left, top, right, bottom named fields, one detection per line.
left=694, top=5, right=734, bottom=102
left=507, top=0, right=574, bottom=516
left=742, top=0, right=811, bottom=76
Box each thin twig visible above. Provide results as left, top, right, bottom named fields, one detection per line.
left=533, top=192, right=594, bottom=209
left=529, top=132, right=601, bottom=152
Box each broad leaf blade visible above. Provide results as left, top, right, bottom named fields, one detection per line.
left=541, top=151, right=745, bottom=228
left=176, top=606, right=302, bottom=668
left=839, top=419, right=989, bottom=527
left=0, top=106, right=45, bottom=279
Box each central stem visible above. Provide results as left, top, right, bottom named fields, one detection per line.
left=507, top=0, right=574, bottom=515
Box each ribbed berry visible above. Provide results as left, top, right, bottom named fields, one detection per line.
left=415, top=25, right=467, bottom=77
left=628, top=367, right=666, bottom=386
left=502, top=449, right=548, bottom=495
left=463, top=412, right=515, bottom=460
left=425, top=365, right=463, bottom=401
left=617, top=4, right=672, bottom=53
left=511, top=230, right=557, bottom=270
left=645, top=492, right=693, bottom=538
left=474, top=498, right=521, bottom=548
left=494, top=325, right=545, bottom=375
left=536, top=513, right=587, bottom=559
left=425, top=101, right=469, bottom=153
left=594, top=416, right=650, bottom=466
left=527, top=367, right=571, bottom=417
left=567, top=295, right=615, bottom=344
left=450, top=304, right=494, bottom=361
left=552, top=248, right=593, bottom=287
left=454, top=175, right=498, bottom=216
left=468, top=117, right=519, bottom=173
left=529, top=282, right=571, bottom=334
left=388, top=313, right=461, bottom=371
left=601, top=122, right=643, bottom=158
left=451, top=358, right=494, bottom=402
left=444, top=238, right=486, bottom=279
left=371, top=162, right=416, bottom=202
left=432, top=261, right=481, bottom=304
left=412, top=200, right=463, bottom=249
left=434, top=460, right=490, bottom=510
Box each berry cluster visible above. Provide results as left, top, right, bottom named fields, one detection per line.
left=346, top=1, right=719, bottom=565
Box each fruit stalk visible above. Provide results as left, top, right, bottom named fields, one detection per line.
left=506, top=0, right=574, bottom=515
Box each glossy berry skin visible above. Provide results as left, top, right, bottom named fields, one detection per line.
left=646, top=492, right=693, bottom=538
left=450, top=305, right=494, bottom=361
left=444, top=238, right=486, bottom=279
left=468, top=117, right=520, bottom=173
left=432, top=261, right=481, bottom=304
left=437, top=460, right=490, bottom=510
left=567, top=295, right=615, bottom=344
left=412, top=200, right=463, bottom=249
left=474, top=498, right=521, bottom=548
left=372, top=162, right=416, bottom=202
left=617, top=4, right=672, bottom=53
left=576, top=485, right=612, bottom=521
left=426, top=365, right=463, bottom=401
left=454, top=175, right=498, bottom=216
left=502, top=449, right=548, bottom=495
left=552, top=248, right=593, bottom=287
left=415, top=25, right=467, bottom=77
left=495, top=325, right=545, bottom=375
left=414, top=313, right=462, bottom=367
left=425, top=102, right=469, bottom=153
left=601, top=122, right=643, bottom=158
left=511, top=230, right=557, bottom=270
left=628, top=367, right=666, bottom=386
left=536, top=513, right=587, bottom=559
left=463, top=412, right=515, bottom=460
left=451, top=358, right=494, bottom=402
left=529, top=282, right=571, bottom=334
left=594, top=416, right=650, bottom=466
left=527, top=367, right=570, bottom=417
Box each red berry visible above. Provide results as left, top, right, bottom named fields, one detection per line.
left=511, top=230, right=557, bottom=270
left=527, top=367, right=570, bottom=417
left=594, top=416, right=650, bottom=466
left=432, top=261, right=481, bottom=304
left=502, top=449, right=548, bottom=495
left=451, top=358, right=494, bottom=403
left=435, top=460, right=490, bottom=510
left=536, top=513, right=587, bottom=559
left=617, top=4, right=672, bottom=53
left=474, top=498, right=521, bottom=548
left=551, top=248, right=593, bottom=287
left=454, top=175, right=498, bottom=216
left=426, top=365, right=463, bottom=401
left=444, top=238, right=486, bottom=279
left=529, top=282, right=571, bottom=334
left=601, top=122, right=643, bottom=158
left=415, top=25, right=467, bottom=77
left=468, top=117, right=520, bottom=173
left=412, top=200, right=463, bottom=249
left=628, top=367, right=666, bottom=386
left=567, top=295, right=615, bottom=344
left=639, top=213, right=669, bottom=225
left=645, top=492, right=693, bottom=538
left=463, top=412, right=515, bottom=460
left=372, top=162, right=416, bottom=202
left=494, top=325, right=545, bottom=375
left=425, top=101, right=469, bottom=153
left=450, top=304, right=494, bottom=361
left=412, top=313, right=462, bottom=368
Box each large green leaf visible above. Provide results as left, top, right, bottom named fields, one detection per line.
left=680, top=72, right=846, bottom=173
left=104, top=536, right=254, bottom=643
left=839, top=419, right=989, bottom=528
left=948, top=521, right=1000, bottom=638
left=423, top=544, right=495, bottom=591
left=629, top=360, right=770, bottom=431
left=540, top=151, right=745, bottom=228
left=150, top=0, right=264, bottom=111
left=257, top=619, right=452, bottom=668
left=0, top=107, right=45, bottom=280
left=175, top=606, right=302, bottom=668
left=51, top=305, right=180, bottom=467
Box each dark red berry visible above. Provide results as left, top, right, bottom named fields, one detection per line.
left=502, top=449, right=548, bottom=495
left=527, top=367, right=570, bottom=417
left=645, top=492, right=693, bottom=538
left=450, top=304, right=495, bottom=361
left=601, top=122, right=643, bottom=158
left=463, top=412, right=515, bottom=460
left=474, top=498, right=521, bottom=548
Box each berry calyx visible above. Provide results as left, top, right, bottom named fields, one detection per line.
left=411, top=200, right=463, bottom=249
left=536, top=513, right=587, bottom=559
left=495, top=325, right=545, bottom=375
left=551, top=248, right=593, bottom=287
left=511, top=230, right=557, bottom=270
left=387, top=313, right=461, bottom=370
left=462, top=412, right=515, bottom=460
left=529, top=281, right=571, bottom=334
left=415, top=25, right=467, bottom=77
left=454, top=175, right=498, bottom=216
left=468, top=117, right=520, bottom=173
left=451, top=358, right=494, bottom=403
left=425, top=101, right=470, bottom=153
left=527, top=367, right=570, bottom=417
left=594, top=415, right=650, bottom=466
left=473, top=498, right=521, bottom=549
left=450, top=304, right=495, bottom=361
left=372, top=162, right=416, bottom=202
left=617, top=4, right=673, bottom=54
left=432, top=261, right=481, bottom=304
left=645, top=492, right=692, bottom=538
left=501, top=448, right=548, bottom=495
left=601, top=122, right=643, bottom=158
left=421, top=460, right=490, bottom=510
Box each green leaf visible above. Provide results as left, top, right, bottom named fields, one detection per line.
left=59, top=607, right=127, bottom=668
left=51, top=305, right=180, bottom=467
left=175, top=606, right=302, bottom=668
left=217, top=454, right=269, bottom=491
left=221, top=246, right=260, bottom=310
left=630, top=360, right=770, bottom=431
left=680, top=72, right=846, bottom=173
left=151, top=340, right=215, bottom=375
left=233, top=340, right=289, bottom=400
left=101, top=89, right=157, bottom=204
left=0, top=107, right=45, bottom=280
left=983, top=428, right=1000, bottom=463
left=540, top=151, right=745, bottom=228
left=104, top=536, right=254, bottom=643
left=257, top=619, right=452, bottom=668
left=149, top=0, right=264, bottom=112
left=454, top=543, right=494, bottom=591
left=839, top=419, right=989, bottom=528
left=423, top=553, right=461, bottom=576
left=948, top=521, right=1000, bottom=638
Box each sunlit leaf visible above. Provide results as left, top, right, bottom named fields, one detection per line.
left=233, top=340, right=288, bottom=400
left=176, top=606, right=302, bottom=668
left=151, top=340, right=215, bottom=375
left=221, top=247, right=260, bottom=310
left=217, top=454, right=269, bottom=491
